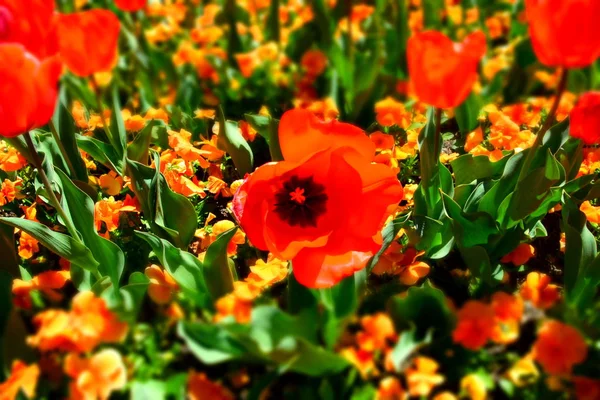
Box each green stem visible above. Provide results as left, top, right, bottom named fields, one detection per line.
left=49, top=120, right=78, bottom=178
left=517, top=68, right=569, bottom=183
left=434, top=107, right=442, bottom=163
left=24, top=132, right=81, bottom=242
left=90, top=74, right=114, bottom=145
left=346, top=0, right=354, bottom=61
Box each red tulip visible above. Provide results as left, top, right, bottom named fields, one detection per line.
left=525, top=0, right=600, bottom=68
left=56, top=9, right=120, bottom=77
left=570, top=91, right=600, bottom=145
left=0, top=44, right=62, bottom=138
left=0, top=0, right=59, bottom=59
left=233, top=109, right=403, bottom=288
left=408, top=30, right=486, bottom=109
left=114, top=0, right=147, bottom=12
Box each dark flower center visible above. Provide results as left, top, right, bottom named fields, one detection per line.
left=273, top=176, right=328, bottom=228
left=0, top=7, right=13, bottom=41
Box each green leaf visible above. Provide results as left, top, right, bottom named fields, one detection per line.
left=55, top=168, right=124, bottom=295
left=367, top=212, right=411, bottom=272
left=450, top=154, right=510, bottom=186
left=454, top=92, right=482, bottom=133
left=244, top=114, right=283, bottom=161
left=76, top=135, right=122, bottom=173
left=136, top=231, right=210, bottom=308
left=127, top=120, right=166, bottom=164
left=117, top=272, right=150, bottom=323
left=562, top=193, right=598, bottom=303
left=441, top=193, right=498, bottom=248
left=390, top=328, right=432, bottom=371
left=388, top=285, right=455, bottom=339
left=109, top=84, right=128, bottom=165
left=460, top=245, right=493, bottom=286
left=126, top=154, right=197, bottom=249
left=217, top=107, right=254, bottom=175
left=265, top=0, right=280, bottom=42
left=202, top=228, right=237, bottom=301
left=0, top=270, right=11, bottom=379
left=178, top=306, right=349, bottom=376
left=0, top=217, right=98, bottom=272
left=0, top=223, right=20, bottom=278
left=52, top=86, right=88, bottom=181
left=423, top=0, right=444, bottom=28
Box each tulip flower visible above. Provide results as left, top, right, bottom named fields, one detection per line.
left=0, top=0, right=59, bottom=59
left=233, top=109, right=403, bottom=288
left=0, top=44, right=62, bottom=138
left=525, top=0, right=600, bottom=68
left=570, top=91, right=600, bottom=145
left=56, top=9, right=120, bottom=77
left=115, top=0, right=147, bottom=12
left=407, top=30, right=486, bottom=109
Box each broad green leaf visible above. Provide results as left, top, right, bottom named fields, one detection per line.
left=460, top=245, right=493, bottom=286
left=0, top=224, right=19, bottom=278
left=76, top=135, right=122, bottom=173
left=127, top=120, right=166, bottom=164
left=136, top=231, right=210, bottom=308
left=117, top=272, right=150, bottom=323
left=202, top=228, right=237, bottom=301
left=390, top=328, right=432, bottom=371
left=0, top=217, right=98, bottom=272
left=388, top=285, right=455, bottom=339
left=109, top=84, right=128, bottom=165
left=562, top=193, right=598, bottom=303
left=217, top=107, right=254, bottom=175
left=244, top=114, right=283, bottom=161
left=52, top=86, right=88, bottom=181
left=441, top=193, right=499, bottom=248
left=55, top=169, right=124, bottom=295
left=451, top=154, right=510, bottom=186
left=454, top=92, right=482, bottom=133
left=265, top=0, right=280, bottom=42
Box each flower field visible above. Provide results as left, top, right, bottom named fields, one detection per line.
left=2, top=0, right=600, bottom=399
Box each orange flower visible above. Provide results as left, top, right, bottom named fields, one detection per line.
left=460, top=374, right=487, bottom=400
left=188, top=371, right=234, bottom=400
left=452, top=300, right=495, bottom=350
left=244, top=255, right=289, bottom=291
left=525, top=0, right=600, bottom=67
left=405, top=357, right=445, bottom=397
left=491, top=291, right=523, bottom=344
left=64, top=349, right=127, bottom=400
left=28, top=291, right=128, bottom=353
left=115, top=0, right=146, bottom=11
left=301, top=49, right=328, bottom=78
left=233, top=109, right=403, bottom=288
left=0, top=142, right=27, bottom=171
left=0, top=178, right=21, bottom=206
left=0, top=360, right=39, bottom=400
left=464, top=127, right=483, bottom=152
left=18, top=231, right=39, bottom=259
left=340, top=347, right=378, bottom=378
left=13, top=270, right=70, bottom=309
left=581, top=201, right=600, bottom=224
left=0, top=44, right=62, bottom=137
left=94, top=196, right=138, bottom=232
left=98, top=171, right=124, bottom=196
left=520, top=272, right=560, bottom=309
left=235, top=51, right=259, bottom=78
left=56, top=10, right=120, bottom=77
left=0, top=0, right=59, bottom=59
left=501, top=243, right=535, bottom=266
left=168, top=129, right=211, bottom=168
left=570, top=91, right=600, bottom=145
left=376, top=376, right=406, bottom=400
left=356, top=313, right=397, bottom=352
left=370, top=132, right=395, bottom=151
left=532, top=320, right=588, bottom=375
left=408, top=30, right=486, bottom=108
left=214, top=293, right=252, bottom=323
left=145, top=265, right=179, bottom=305
left=372, top=245, right=430, bottom=285
left=206, top=176, right=232, bottom=198
left=375, top=97, right=411, bottom=128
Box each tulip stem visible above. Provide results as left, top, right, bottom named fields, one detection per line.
left=517, top=68, right=569, bottom=183
left=24, top=132, right=81, bottom=243
left=434, top=107, right=442, bottom=163
left=49, top=120, right=79, bottom=179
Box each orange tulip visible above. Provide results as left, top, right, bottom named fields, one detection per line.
left=407, top=30, right=486, bottom=108
left=115, top=0, right=146, bottom=11
left=570, top=91, right=600, bottom=145
left=56, top=9, right=120, bottom=77
left=0, top=44, right=61, bottom=138
left=0, top=0, right=59, bottom=59
left=233, top=109, right=403, bottom=288
left=525, top=0, right=600, bottom=67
